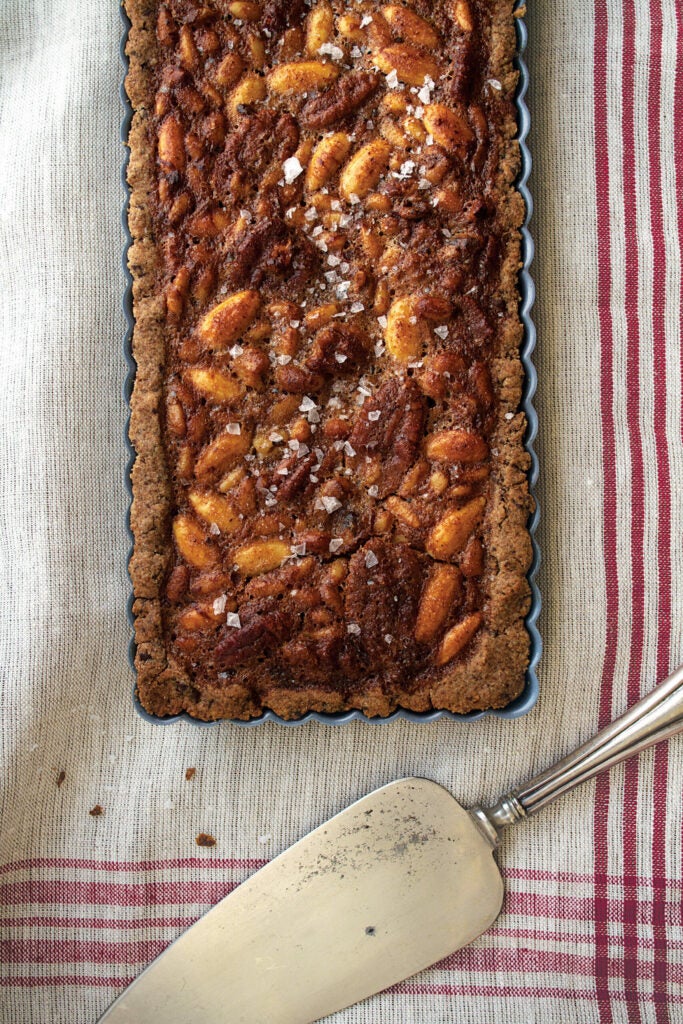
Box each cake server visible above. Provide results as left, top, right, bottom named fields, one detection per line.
left=99, top=663, right=683, bottom=1024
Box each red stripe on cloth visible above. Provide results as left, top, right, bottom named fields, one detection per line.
left=0, top=857, right=266, bottom=876
left=677, top=2, right=683, bottom=446
left=0, top=939, right=168, bottom=965
left=394, top=983, right=674, bottom=1003
left=0, top=880, right=236, bottom=907
left=0, top=915, right=200, bottom=930
left=646, top=2, right=673, bottom=1021
left=593, top=0, right=619, bottom=1019
left=0, top=976, right=131, bottom=989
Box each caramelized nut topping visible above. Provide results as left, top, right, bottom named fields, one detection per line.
left=127, top=0, right=532, bottom=719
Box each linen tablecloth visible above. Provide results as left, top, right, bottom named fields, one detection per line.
left=1, top=0, right=682, bottom=1021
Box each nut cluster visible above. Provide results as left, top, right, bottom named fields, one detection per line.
left=150, top=0, right=512, bottom=692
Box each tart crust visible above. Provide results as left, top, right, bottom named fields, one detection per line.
left=124, top=0, right=534, bottom=720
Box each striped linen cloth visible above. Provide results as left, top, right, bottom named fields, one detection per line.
left=1, top=0, right=682, bottom=1021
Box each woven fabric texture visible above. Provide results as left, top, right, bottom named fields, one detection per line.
left=1, top=0, right=682, bottom=1021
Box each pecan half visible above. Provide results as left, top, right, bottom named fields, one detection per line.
left=305, top=323, right=370, bottom=375
left=301, top=71, right=381, bottom=129
left=214, top=602, right=294, bottom=668
left=350, top=377, right=427, bottom=499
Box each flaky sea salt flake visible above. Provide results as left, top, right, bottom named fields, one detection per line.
left=318, top=42, right=344, bottom=61
left=283, top=156, right=304, bottom=184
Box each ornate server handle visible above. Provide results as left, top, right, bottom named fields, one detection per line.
left=473, top=664, right=683, bottom=843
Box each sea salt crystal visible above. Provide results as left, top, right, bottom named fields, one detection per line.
left=343, top=441, right=356, bottom=457
left=229, top=344, right=244, bottom=357
left=368, top=409, right=381, bottom=422
left=282, top=156, right=304, bottom=184
left=276, top=353, right=291, bottom=365
left=349, top=192, right=361, bottom=205
left=318, top=43, right=344, bottom=61
left=384, top=634, right=394, bottom=644
left=213, top=594, right=228, bottom=615
left=488, top=78, right=503, bottom=90
left=329, top=537, right=344, bottom=553
left=226, top=422, right=241, bottom=435
left=505, top=412, right=515, bottom=420
left=434, top=325, right=449, bottom=339
left=368, top=484, right=379, bottom=498
left=290, top=542, right=307, bottom=557
left=347, top=622, right=361, bottom=635
left=322, top=495, right=343, bottom=514
left=300, top=395, right=317, bottom=412
left=377, top=315, right=388, bottom=329
left=335, top=352, right=348, bottom=363
left=349, top=301, right=365, bottom=313
left=386, top=69, right=399, bottom=89
left=365, top=551, right=379, bottom=569
left=226, top=612, right=242, bottom=629
left=360, top=14, right=373, bottom=26
left=209, top=522, right=221, bottom=535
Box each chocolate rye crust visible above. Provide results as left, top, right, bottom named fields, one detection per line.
left=124, top=0, right=533, bottom=720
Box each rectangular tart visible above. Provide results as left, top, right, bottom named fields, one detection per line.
left=124, top=0, right=533, bottom=721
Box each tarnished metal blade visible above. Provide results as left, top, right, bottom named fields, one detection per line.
left=99, top=778, right=503, bottom=1024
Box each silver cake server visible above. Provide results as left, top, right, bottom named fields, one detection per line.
left=99, top=664, right=683, bottom=1023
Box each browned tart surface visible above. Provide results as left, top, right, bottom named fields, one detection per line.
left=124, top=0, right=533, bottom=721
